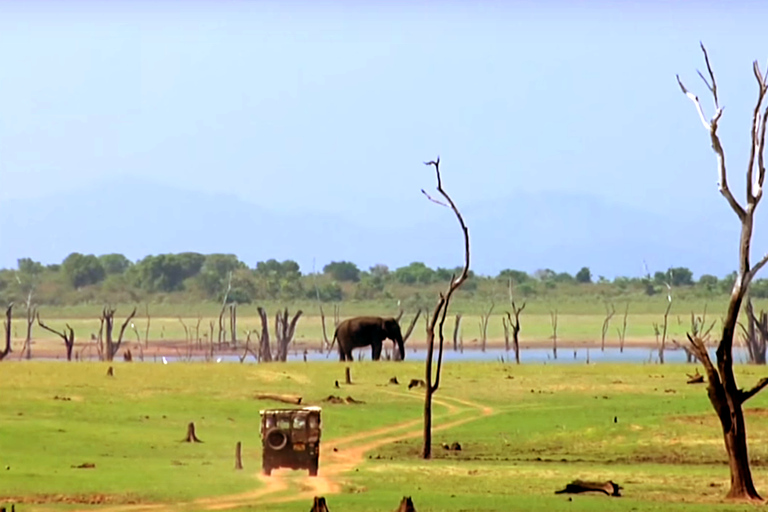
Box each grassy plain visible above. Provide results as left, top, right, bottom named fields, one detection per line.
left=3, top=361, right=768, bottom=511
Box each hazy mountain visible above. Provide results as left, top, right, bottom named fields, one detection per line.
left=0, top=178, right=752, bottom=278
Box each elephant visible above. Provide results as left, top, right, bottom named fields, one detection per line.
left=331, top=316, right=405, bottom=361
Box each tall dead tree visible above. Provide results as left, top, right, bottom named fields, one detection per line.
left=549, top=309, right=558, bottom=360
left=101, top=306, right=137, bottom=361
left=37, top=313, right=75, bottom=361
left=452, top=314, right=462, bottom=352
left=503, top=301, right=526, bottom=365
left=21, top=292, right=36, bottom=360
left=218, top=272, right=232, bottom=348
left=274, top=308, right=303, bottom=361
left=616, top=302, right=629, bottom=353
left=678, top=43, right=768, bottom=500
left=421, top=157, right=470, bottom=459
left=1, top=304, right=12, bottom=361
left=478, top=302, right=494, bottom=352
left=601, top=303, right=615, bottom=352
left=144, top=303, right=151, bottom=348
left=741, top=298, right=768, bottom=364
left=653, top=288, right=673, bottom=364
left=229, top=303, right=238, bottom=349
left=395, top=308, right=422, bottom=360
left=257, top=306, right=272, bottom=362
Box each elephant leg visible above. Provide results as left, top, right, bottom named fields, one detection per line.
left=372, top=342, right=382, bottom=361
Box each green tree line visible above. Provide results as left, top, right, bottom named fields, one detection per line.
left=0, top=252, right=754, bottom=307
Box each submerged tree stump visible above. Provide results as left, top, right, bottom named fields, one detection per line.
left=235, top=441, right=243, bottom=470
left=184, top=422, right=202, bottom=443
left=345, top=367, right=352, bottom=385
left=555, top=480, right=622, bottom=497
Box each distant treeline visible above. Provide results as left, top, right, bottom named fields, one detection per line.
left=0, top=252, right=755, bottom=307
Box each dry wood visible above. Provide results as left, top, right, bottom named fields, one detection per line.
left=218, top=272, right=232, bottom=347
left=309, top=496, right=330, bottom=512
left=616, top=302, right=629, bottom=353
left=421, top=157, right=471, bottom=459
left=679, top=43, right=768, bottom=500
left=21, top=292, right=36, bottom=360
left=274, top=308, right=303, bottom=361
left=555, top=479, right=622, bottom=497
left=453, top=314, right=462, bottom=352
left=257, top=307, right=272, bottom=362
left=345, top=367, right=352, bottom=384
left=229, top=303, right=238, bottom=348
left=255, top=393, right=303, bottom=405
left=37, top=313, right=75, bottom=361
left=144, top=304, right=151, bottom=348
left=504, top=286, right=526, bottom=364
left=184, top=421, right=202, bottom=442
left=550, top=309, right=558, bottom=360
left=396, top=496, right=417, bottom=512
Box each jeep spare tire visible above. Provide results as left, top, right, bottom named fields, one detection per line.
left=266, top=429, right=289, bottom=451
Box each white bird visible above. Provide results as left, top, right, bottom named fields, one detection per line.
left=216, top=357, right=222, bottom=363
left=130, top=323, right=135, bottom=329
left=162, top=356, right=168, bottom=365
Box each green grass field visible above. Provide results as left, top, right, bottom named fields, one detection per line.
left=3, top=361, right=768, bottom=511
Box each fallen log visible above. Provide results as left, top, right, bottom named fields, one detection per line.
left=555, top=479, right=622, bottom=497
left=686, top=369, right=704, bottom=384
left=255, top=393, right=303, bottom=405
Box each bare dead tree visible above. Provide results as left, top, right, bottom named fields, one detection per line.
left=178, top=317, right=190, bottom=343
left=740, top=298, right=768, bottom=365
left=675, top=308, right=716, bottom=363
left=452, top=314, right=462, bottom=352
left=616, top=302, right=629, bottom=353
left=1, top=304, right=13, bottom=361
left=37, top=313, right=75, bottom=361
left=550, top=309, right=558, bottom=360
left=421, top=157, right=471, bottom=459
left=218, top=272, right=232, bottom=347
left=274, top=308, right=303, bottom=361
left=144, top=303, right=151, bottom=348
left=478, top=302, right=494, bottom=352
left=601, top=303, right=616, bottom=352
left=504, top=304, right=526, bottom=365
left=21, top=291, right=36, bottom=360
left=655, top=289, right=673, bottom=364
left=229, top=304, right=238, bottom=349
left=195, top=313, right=202, bottom=349
left=395, top=308, right=422, bottom=360
left=101, top=306, right=137, bottom=361
left=257, top=306, right=272, bottom=362
left=678, top=43, right=768, bottom=500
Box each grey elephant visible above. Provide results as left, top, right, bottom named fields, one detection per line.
left=330, top=316, right=405, bottom=361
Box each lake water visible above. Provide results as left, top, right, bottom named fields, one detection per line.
left=148, top=345, right=753, bottom=365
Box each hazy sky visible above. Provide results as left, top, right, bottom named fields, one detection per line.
left=1, top=0, right=768, bottom=274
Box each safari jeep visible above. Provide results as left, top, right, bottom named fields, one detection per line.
left=259, top=406, right=322, bottom=476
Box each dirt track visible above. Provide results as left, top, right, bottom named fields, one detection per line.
left=78, top=391, right=494, bottom=512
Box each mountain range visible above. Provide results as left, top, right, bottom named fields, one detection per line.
left=0, top=177, right=756, bottom=279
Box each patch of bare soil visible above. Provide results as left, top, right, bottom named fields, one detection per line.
left=1, top=494, right=145, bottom=505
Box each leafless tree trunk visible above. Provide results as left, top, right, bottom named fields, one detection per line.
left=1, top=304, right=13, bottom=361
left=616, top=302, right=629, bottom=353
left=274, top=308, right=303, bottom=361
left=395, top=308, right=422, bottom=360
left=144, top=303, right=151, bottom=348
left=101, top=306, right=137, bottom=361
left=178, top=317, right=189, bottom=343
left=37, top=313, right=75, bottom=361
left=257, top=306, right=272, bottom=362
left=550, top=309, right=558, bottom=360
left=741, top=299, right=768, bottom=364
left=195, top=313, right=202, bottom=349
left=478, top=302, right=494, bottom=352
left=504, top=301, right=526, bottom=365
left=678, top=43, right=768, bottom=500
left=453, top=314, right=462, bottom=352
left=421, top=157, right=471, bottom=459
left=21, top=293, right=36, bottom=360
left=654, top=294, right=673, bottom=364
left=601, top=303, right=615, bottom=352
left=218, top=272, right=232, bottom=348
left=229, top=304, right=238, bottom=349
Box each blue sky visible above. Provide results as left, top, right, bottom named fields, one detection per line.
left=1, top=1, right=768, bottom=277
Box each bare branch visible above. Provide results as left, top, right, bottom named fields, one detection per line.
left=740, top=377, right=768, bottom=404
left=700, top=41, right=719, bottom=109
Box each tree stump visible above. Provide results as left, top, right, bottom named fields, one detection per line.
left=388, top=377, right=399, bottom=385
left=309, top=496, right=330, bottom=512
left=396, top=496, right=417, bottom=511
left=184, top=422, right=202, bottom=443
left=235, top=441, right=243, bottom=469
left=345, top=367, right=352, bottom=385
left=106, top=366, right=114, bottom=377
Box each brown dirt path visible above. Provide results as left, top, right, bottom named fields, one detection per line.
left=68, top=392, right=494, bottom=512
